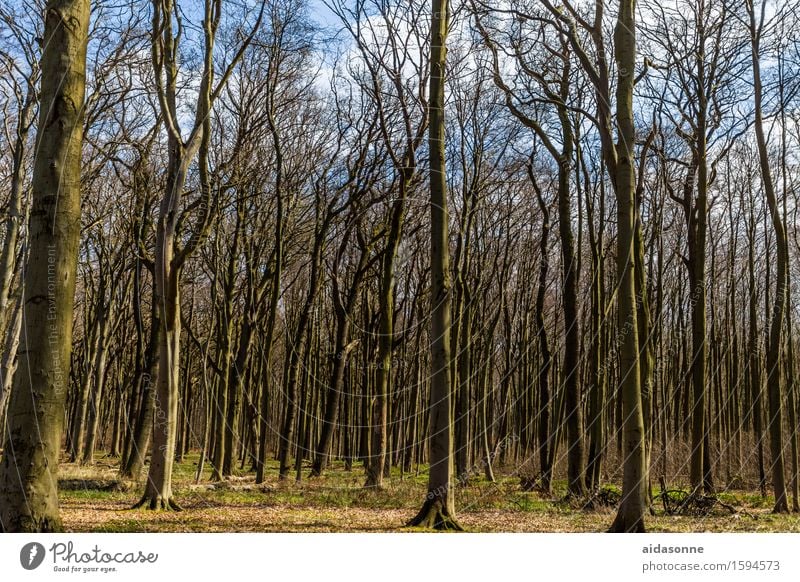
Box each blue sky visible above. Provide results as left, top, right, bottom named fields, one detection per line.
left=309, top=0, right=338, bottom=27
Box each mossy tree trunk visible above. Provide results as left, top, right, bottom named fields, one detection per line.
left=0, top=0, right=90, bottom=532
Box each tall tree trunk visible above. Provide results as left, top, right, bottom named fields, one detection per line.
left=555, top=102, right=585, bottom=499
left=748, top=0, right=789, bottom=513
left=787, top=311, right=799, bottom=511
left=585, top=164, right=606, bottom=492
left=0, top=0, right=90, bottom=532
left=531, top=171, right=552, bottom=492
left=455, top=291, right=472, bottom=483
left=608, top=0, right=647, bottom=533
left=408, top=0, right=461, bottom=530
left=255, top=114, right=284, bottom=484
left=746, top=200, right=766, bottom=497
left=136, top=211, right=183, bottom=510
left=685, top=75, right=711, bottom=494
left=452, top=185, right=476, bottom=483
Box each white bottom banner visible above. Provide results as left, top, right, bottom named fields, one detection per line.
left=2, top=533, right=797, bottom=581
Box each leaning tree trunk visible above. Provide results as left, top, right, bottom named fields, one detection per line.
left=0, top=293, right=23, bottom=436
left=0, top=0, right=90, bottom=532
left=408, top=0, right=461, bottom=530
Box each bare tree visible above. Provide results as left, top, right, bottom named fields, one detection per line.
left=135, top=0, right=264, bottom=509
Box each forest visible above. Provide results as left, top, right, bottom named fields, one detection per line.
left=0, top=0, right=800, bottom=534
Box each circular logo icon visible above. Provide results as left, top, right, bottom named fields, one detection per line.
left=20, top=542, right=46, bottom=570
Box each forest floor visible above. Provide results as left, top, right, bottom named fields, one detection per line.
left=57, top=453, right=800, bottom=532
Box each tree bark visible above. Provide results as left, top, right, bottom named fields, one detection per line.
left=747, top=0, right=789, bottom=513
left=0, top=0, right=90, bottom=532
left=608, top=0, right=647, bottom=533
left=408, top=0, right=461, bottom=530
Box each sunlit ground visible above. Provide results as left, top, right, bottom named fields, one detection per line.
left=53, top=453, right=800, bottom=532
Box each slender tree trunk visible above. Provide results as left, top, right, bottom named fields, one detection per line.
left=452, top=187, right=475, bottom=482
left=585, top=171, right=606, bottom=491
left=787, top=312, right=799, bottom=512
left=746, top=203, right=766, bottom=497
left=365, top=191, right=405, bottom=488
left=256, top=88, right=286, bottom=482
left=609, top=0, right=647, bottom=533
left=479, top=346, right=495, bottom=482
left=555, top=105, right=585, bottom=498
left=82, top=305, right=111, bottom=464
left=686, top=89, right=711, bottom=494
left=120, top=306, right=159, bottom=480
left=255, top=160, right=282, bottom=484
left=455, top=291, right=472, bottom=483
left=748, top=1, right=789, bottom=513
left=408, top=0, right=461, bottom=529
left=312, top=241, right=366, bottom=476
left=531, top=173, right=552, bottom=492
